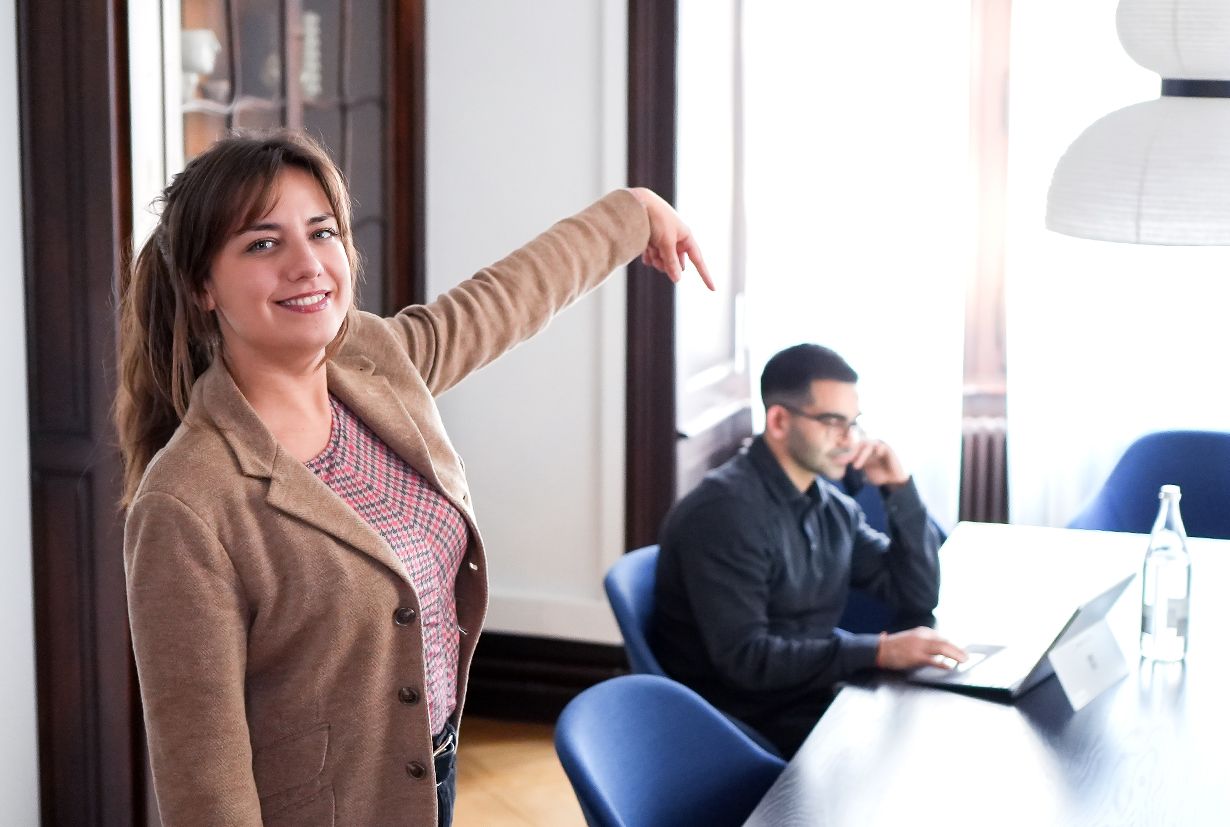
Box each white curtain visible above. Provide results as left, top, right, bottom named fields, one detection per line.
left=1006, top=0, right=1230, bottom=526
left=740, top=2, right=971, bottom=528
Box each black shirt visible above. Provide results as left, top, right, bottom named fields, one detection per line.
left=653, top=436, right=941, bottom=726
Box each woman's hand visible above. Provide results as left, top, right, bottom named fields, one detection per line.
left=627, top=187, right=715, bottom=291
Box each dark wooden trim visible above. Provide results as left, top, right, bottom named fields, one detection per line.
left=625, top=0, right=679, bottom=551
left=464, top=633, right=628, bottom=722
left=284, top=0, right=305, bottom=130
left=677, top=404, right=752, bottom=500
left=19, top=0, right=140, bottom=823
left=388, top=0, right=426, bottom=309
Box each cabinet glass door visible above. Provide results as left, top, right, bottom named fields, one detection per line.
left=178, top=0, right=390, bottom=310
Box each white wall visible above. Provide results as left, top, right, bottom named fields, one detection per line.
left=0, top=0, right=41, bottom=819
left=740, top=3, right=970, bottom=528
left=426, top=0, right=628, bottom=643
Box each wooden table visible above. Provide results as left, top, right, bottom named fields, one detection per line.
left=743, top=522, right=1230, bottom=827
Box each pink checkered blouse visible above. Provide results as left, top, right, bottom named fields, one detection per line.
left=306, top=395, right=469, bottom=735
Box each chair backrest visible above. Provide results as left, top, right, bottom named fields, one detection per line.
left=604, top=546, right=785, bottom=757
left=555, top=675, right=785, bottom=827
left=603, top=545, right=666, bottom=676
left=838, top=480, right=950, bottom=633
left=837, top=483, right=895, bottom=633
left=849, top=479, right=889, bottom=533
left=1067, top=430, right=1230, bottom=539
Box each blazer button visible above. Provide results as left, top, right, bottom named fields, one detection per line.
left=394, top=607, right=417, bottom=626
left=398, top=686, right=420, bottom=705
left=406, top=761, right=427, bottom=779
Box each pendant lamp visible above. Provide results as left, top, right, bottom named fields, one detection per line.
left=1046, top=0, right=1230, bottom=244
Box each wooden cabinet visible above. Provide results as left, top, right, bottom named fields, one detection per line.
left=141, top=0, right=423, bottom=313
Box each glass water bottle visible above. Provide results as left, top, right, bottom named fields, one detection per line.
left=1140, top=484, right=1191, bottom=662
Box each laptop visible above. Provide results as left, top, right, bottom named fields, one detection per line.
left=906, top=573, right=1135, bottom=701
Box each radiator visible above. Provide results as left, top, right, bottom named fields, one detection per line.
left=959, top=416, right=1008, bottom=523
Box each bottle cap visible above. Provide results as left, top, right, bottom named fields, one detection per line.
left=1159, top=484, right=1182, bottom=499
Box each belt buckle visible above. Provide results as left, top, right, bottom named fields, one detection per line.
left=432, top=729, right=455, bottom=758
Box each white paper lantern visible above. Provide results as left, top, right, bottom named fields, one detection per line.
left=1117, top=0, right=1230, bottom=78
left=1046, top=0, right=1230, bottom=244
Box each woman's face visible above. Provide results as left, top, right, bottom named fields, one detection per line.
left=202, top=167, right=352, bottom=373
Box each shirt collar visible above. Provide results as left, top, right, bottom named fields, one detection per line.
left=747, top=435, right=827, bottom=510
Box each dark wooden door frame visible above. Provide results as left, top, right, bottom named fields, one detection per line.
left=19, top=1, right=426, bottom=821
left=388, top=0, right=426, bottom=310
left=626, top=0, right=678, bottom=551
left=19, top=0, right=140, bottom=822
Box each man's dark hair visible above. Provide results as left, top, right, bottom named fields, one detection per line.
left=760, top=344, right=858, bottom=410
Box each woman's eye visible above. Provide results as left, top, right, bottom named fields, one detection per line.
left=247, top=238, right=275, bottom=252
left=313, top=227, right=339, bottom=240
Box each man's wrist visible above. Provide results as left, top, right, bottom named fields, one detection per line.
left=878, top=474, right=911, bottom=494
left=875, top=631, right=888, bottom=669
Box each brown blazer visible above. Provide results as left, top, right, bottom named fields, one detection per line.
left=125, top=191, right=649, bottom=826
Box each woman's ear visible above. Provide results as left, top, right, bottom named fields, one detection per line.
left=199, top=286, right=216, bottom=312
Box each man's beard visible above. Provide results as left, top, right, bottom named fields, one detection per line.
left=785, top=428, right=849, bottom=480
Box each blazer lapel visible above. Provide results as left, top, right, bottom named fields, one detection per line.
left=197, top=358, right=413, bottom=587
left=326, top=357, right=440, bottom=489
left=264, top=451, right=412, bottom=587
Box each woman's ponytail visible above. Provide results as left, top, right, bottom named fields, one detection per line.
left=115, top=227, right=216, bottom=508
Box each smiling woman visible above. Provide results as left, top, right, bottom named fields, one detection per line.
left=117, top=133, right=365, bottom=497
left=204, top=170, right=353, bottom=378
left=114, top=129, right=712, bottom=827
left=195, top=167, right=361, bottom=462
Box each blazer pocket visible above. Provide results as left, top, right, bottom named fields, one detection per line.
left=264, top=785, right=335, bottom=827
left=253, top=723, right=330, bottom=801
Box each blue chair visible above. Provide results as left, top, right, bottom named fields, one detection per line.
left=839, top=482, right=896, bottom=632
left=837, top=480, right=948, bottom=633
left=604, top=546, right=782, bottom=756
left=1067, top=430, right=1230, bottom=539
left=603, top=545, right=666, bottom=676
left=555, top=675, right=785, bottom=827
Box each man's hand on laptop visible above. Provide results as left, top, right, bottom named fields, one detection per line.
left=875, top=628, right=969, bottom=671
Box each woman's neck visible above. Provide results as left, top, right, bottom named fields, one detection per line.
left=224, top=350, right=334, bottom=462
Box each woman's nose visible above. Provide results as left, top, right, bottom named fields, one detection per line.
left=285, top=239, right=322, bottom=281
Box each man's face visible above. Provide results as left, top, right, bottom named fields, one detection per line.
left=781, top=379, right=862, bottom=480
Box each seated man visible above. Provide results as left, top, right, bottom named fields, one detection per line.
left=653, top=343, right=965, bottom=757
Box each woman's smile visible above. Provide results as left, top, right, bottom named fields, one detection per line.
left=276, top=289, right=332, bottom=312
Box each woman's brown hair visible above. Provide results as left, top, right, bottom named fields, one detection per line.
left=116, top=130, right=360, bottom=507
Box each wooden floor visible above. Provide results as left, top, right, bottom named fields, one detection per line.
left=454, top=717, right=585, bottom=826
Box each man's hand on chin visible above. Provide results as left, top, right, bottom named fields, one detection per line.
left=848, top=439, right=910, bottom=490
